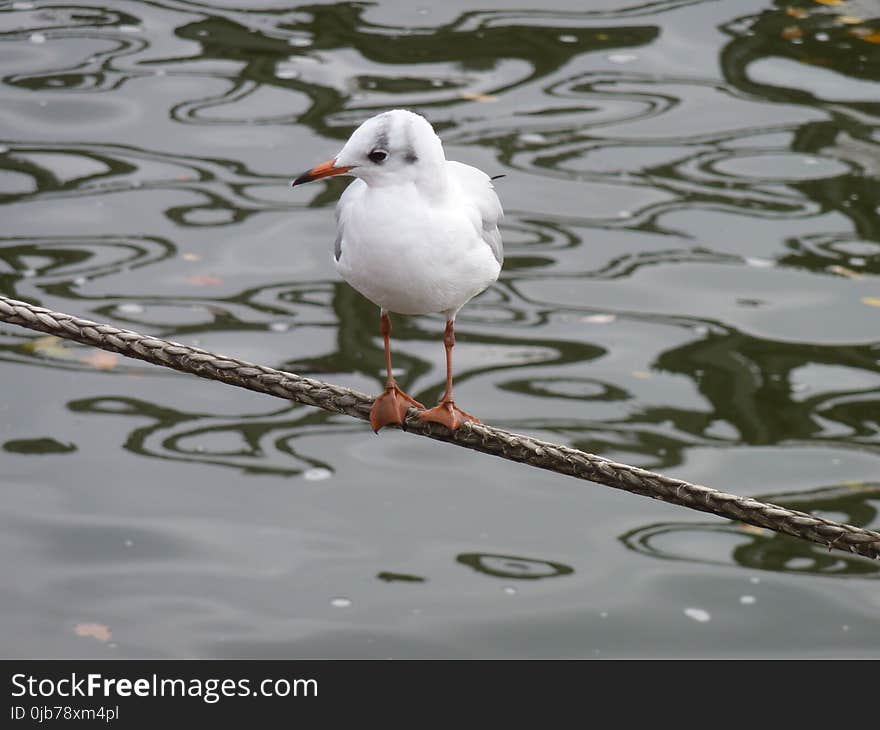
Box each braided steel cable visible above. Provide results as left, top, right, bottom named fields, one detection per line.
left=2, top=294, right=878, bottom=560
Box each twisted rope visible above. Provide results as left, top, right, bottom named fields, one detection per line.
left=2, top=294, right=879, bottom=561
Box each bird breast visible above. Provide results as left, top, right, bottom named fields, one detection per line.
left=334, top=181, right=500, bottom=317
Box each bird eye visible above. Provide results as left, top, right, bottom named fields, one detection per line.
left=368, top=149, right=388, bottom=164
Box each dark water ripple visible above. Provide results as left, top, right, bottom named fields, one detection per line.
left=68, top=395, right=347, bottom=477
left=0, top=141, right=291, bottom=225
left=621, top=482, right=880, bottom=577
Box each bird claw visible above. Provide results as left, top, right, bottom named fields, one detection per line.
left=369, top=384, right=424, bottom=432
left=418, top=400, right=479, bottom=432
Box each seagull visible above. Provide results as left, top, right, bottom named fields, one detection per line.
left=291, top=109, right=503, bottom=432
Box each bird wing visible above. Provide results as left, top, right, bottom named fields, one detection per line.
left=333, top=178, right=366, bottom=261
left=447, top=161, right=504, bottom=266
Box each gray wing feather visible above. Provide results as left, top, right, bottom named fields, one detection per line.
left=333, top=178, right=365, bottom=263
left=482, top=218, right=503, bottom=266
left=446, top=161, right=504, bottom=266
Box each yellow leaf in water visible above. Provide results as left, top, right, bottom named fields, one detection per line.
left=861, top=31, right=880, bottom=43
left=782, top=25, right=804, bottom=39
left=23, top=335, right=59, bottom=352
left=23, top=335, right=76, bottom=360
left=740, top=524, right=768, bottom=536
left=861, top=297, right=880, bottom=307
left=786, top=7, right=809, bottom=18
left=82, top=350, right=119, bottom=370
left=815, top=0, right=847, bottom=5
left=185, top=274, right=222, bottom=286
left=74, top=623, right=111, bottom=642
left=837, top=15, right=863, bottom=23
left=460, top=92, right=498, bottom=102
left=827, top=265, right=862, bottom=279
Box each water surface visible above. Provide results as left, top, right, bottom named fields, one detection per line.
left=1, top=0, right=879, bottom=658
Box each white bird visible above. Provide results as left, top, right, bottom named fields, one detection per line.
left=291, top=109, right=503, bottom=432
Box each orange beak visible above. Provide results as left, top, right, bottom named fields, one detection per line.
left=290, top=159, right=353, bottom=186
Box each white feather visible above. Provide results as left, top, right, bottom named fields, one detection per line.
left=330, top=111, right=503, bottom=319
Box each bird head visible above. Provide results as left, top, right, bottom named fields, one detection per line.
left=291, top=109, right=445, bottom=188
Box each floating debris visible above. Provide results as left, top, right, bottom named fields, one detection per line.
left=827, top=265, right=861, bottom=279
left=518, top=132, right=547, bottom=144
left=460, top=91, right=498, bottom=102
left=74, top=623, right=112, bottom=642
left=607, top=53, right=638, bottom=64
left=23, top=335, right=72, bottom=360
left=82, top=350, right=120, bottom=370
left=582, top=313, right=616, bottom=324
left=330, top=597, right=352, bottom=608
left=184, top=274, right=222, bottom=287
left=745, top=257, right=774, bottom=268
left=684, top=607, right=711, bottom=623
left=276, top=63, right=300, bottom=80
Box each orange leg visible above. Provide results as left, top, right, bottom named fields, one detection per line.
left=369, top=312, right=424, bottom=432
left=419, top=319, right=479, bottom=431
